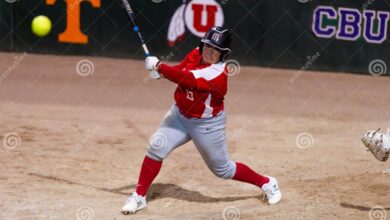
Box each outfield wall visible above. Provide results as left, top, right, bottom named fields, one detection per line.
left=0, top=0, right=389, bottom=75
left=0, top=2, right=12, bottom=51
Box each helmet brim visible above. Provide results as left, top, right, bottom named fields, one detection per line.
left=201, top=39, right=231, bottom=53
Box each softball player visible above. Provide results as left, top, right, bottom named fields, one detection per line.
left=122, top=26, right=282, bottom=214
left=361, top=129, right=390, bottom=161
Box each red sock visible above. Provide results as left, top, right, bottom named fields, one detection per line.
left=233, top=162, right=269, bottom=187
left=135, top=156, right=162, bottom=197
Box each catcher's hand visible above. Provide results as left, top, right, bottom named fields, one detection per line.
left=361, top=128, right=390, bottom=162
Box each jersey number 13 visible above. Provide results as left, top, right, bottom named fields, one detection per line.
left=186, top=89, right=194, bottom=101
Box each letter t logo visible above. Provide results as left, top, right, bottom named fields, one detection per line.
left=46, top=0, right=101, bottom=44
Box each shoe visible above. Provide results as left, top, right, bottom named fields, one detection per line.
left=121, top=192, right=147, bottom=214
left=261, top=176, right=282, bottom=205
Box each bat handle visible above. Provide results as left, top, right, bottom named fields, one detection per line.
left=142, top=44, right=150, bottom=57
left=132, top=26, right=150, bottom=57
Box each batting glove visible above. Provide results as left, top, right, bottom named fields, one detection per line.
left=150, top=70, right=162, bottom=80
left=145, top=56, right=160, bottom=71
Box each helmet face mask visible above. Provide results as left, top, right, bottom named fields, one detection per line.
left=199, top=26, right=232, bottom=62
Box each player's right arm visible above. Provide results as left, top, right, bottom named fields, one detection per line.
left=148, top=50, right=194, bottom=80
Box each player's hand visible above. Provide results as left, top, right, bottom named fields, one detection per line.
left=145, top=56, right=160, bottom=71
left=150, top=70, right=162, bottom=80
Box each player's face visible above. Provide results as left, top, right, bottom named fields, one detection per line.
left=202, top=44, right=222, bottom=64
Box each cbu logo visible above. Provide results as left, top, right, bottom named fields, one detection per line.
left=312, top=6, right=390, bottom=44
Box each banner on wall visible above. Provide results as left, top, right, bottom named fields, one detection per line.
left=1, top=0, right=389, bottom=75
left=312, top=6, right=389, bottom=44
left=167, top=0, right=224, bottom=46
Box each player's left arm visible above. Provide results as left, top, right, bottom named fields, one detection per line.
left=158, top=64, right=200, bottom=89
left=157, top=63, right=224, bottom=92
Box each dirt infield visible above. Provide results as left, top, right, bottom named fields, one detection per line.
left=0, top=52, right=389, bottom=220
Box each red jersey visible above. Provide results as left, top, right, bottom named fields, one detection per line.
left=158, top=48, right=228, bottom=119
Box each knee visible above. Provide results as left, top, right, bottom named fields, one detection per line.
left=146, top=132, right=170, bottom=161
left=149, top=131, right=169, bottom=150
left=209, top=161, right=236, bottom=179
left=146, top=146, right=168, bottom=161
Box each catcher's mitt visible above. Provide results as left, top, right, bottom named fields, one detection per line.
left=361, top=128, right=390, bottom=162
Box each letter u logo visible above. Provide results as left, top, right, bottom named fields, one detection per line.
left=191, top=4, right=218, bottom=32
